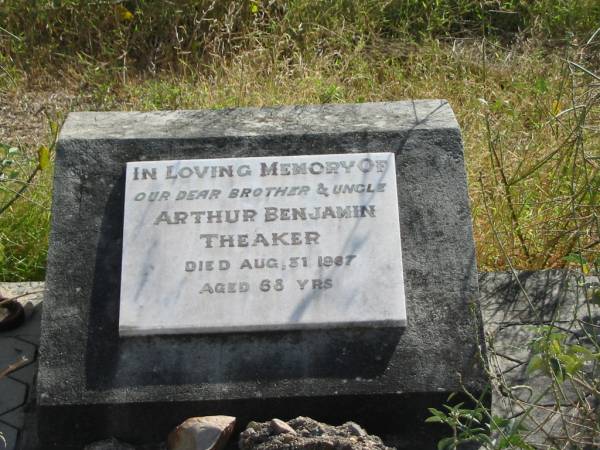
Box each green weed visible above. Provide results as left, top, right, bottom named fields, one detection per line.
left=0, top=114, right=57, bottom=281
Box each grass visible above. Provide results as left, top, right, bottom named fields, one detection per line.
left=0, top=2, right=598, bottom=280
left=0, top=172, right=51, bottom=281
left=1, top=38, right=598, bottom=280
left=0, top=121, right=55, bottom=281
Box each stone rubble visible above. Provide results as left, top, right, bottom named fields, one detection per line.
left=239, top=417, right=394, bottom=450
left=269, top=419, right=296, bottom=435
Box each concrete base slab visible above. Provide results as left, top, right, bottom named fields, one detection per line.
left=2, top=271, right=598, bottom=449
left=0, top=282, right=43, bottom=450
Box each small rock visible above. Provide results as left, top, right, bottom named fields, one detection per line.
left=247, top=421, right=262, bottom=432
left=84, top=438, right=136, bottom=450
left=345, top=422, right=367, bottom=437
left=270, top=419, right=296, bottom=435
left=167, top=415, right=236, bottom=450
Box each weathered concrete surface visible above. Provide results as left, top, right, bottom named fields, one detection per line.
left=479, top=270, right=599, bottom=449
left=0, top=282, right=44, bottom=450
left=84, top=438, right=136, bottom=450
left=57, top=102, right=457, bottom=140
left=1, top=270, right=597, bottom=449
left=38, top=102, right=486, bottom=449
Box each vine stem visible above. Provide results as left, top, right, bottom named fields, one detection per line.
left=0, top=164, right=39, bottom=216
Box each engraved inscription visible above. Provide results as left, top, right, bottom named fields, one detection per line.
left=119, top=153, right=406, bottom=335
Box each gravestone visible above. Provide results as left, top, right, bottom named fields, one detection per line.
left=38, top=100, right=488, bottom=449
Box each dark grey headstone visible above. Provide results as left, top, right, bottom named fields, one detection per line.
left=38, top=101, right=488, bottom=449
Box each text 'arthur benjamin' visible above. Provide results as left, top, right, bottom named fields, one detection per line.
left=153, top=205, right=377, bottom=225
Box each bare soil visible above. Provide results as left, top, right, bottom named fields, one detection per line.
left=0, top=86, right=78, bottom=150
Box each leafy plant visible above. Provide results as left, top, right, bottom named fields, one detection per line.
left=426, top=397, right=492, bottom=449
left=0, top=114, right=57, bottom=217
left=0, top=144, right=49, bottom=215
left=427, top=399, right=537, bottom=450
left=0, top=113, right=58, bottom=280
left=527, top=326, right=598, bottom=383
left=428, top=25, right=599, bottom=448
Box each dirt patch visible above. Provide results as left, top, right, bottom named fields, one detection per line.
left=0, top=87, right=79, bottom=150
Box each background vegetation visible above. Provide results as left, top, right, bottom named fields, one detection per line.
left=0, top=1, right=598, bottom=448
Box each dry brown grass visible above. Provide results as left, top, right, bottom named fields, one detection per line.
left=0, top=2, right=598, bottom=279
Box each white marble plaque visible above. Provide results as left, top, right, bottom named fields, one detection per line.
left=119, top=153, right=406, bottom=335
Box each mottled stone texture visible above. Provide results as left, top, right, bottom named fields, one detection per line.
left=38, top=101, right=487, bottom=449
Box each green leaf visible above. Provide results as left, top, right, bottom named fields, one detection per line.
left=38, top=145, right=50, bottom=170
left=428, top=407, right=445, bottom=417
left=490, top=415, right=510, bottom=429
left=550, top=338, right=562, bottom=355
left=535, top=77, right=548, bottom=93
left=48, top=120, right=59, bottom=139
left=437, top=437, right=455, bottom=450
left=570, top=344, right=594, bottom=359
left=558, top=353, right=582, bottom=375
left=563, top=253, right=586, bottom=265
left=425, top=416, right=444, bottom=423
left=458, top=411, right=481, bottom=424
left=549, top=357, right=564, bottom=383
left=526, top=354, right=544, bottom=375
left=445, top=402, right=464, bottom=412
